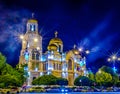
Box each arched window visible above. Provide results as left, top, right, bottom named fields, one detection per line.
left=32, top=50, right=35, bottom=60
left=36, top=52, right=39, bottom=60
left=68, top=59, right=72, bottom=70
left=30, top=24, right=36, bottom=31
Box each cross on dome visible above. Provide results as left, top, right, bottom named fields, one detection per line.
left=55, top=31, right=58, bottom=38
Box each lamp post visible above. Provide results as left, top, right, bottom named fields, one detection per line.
left=107, top=55, right=119, bottom=73
left=78, top=46, right=90, bottom=57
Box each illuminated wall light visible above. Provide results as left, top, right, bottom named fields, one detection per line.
left=74, top=58, right=77, bottom=62
left=47, top=71, right=51, bottom=75
left=20, top=35, right=24, bottom=39
left=66, top=68, right=67, bottom=71
left=28, top=72, right=30, bottom=75
left=40, top=72, right=43, bottom=76
left=81, top=67, right=84, bottom=70
left=34, top=38, right=38, bottom=42
left=48, top=67, right=53, bottom=70
left=24, top=67, right=28, bottom=70
left=62, top=58, right=65, bottom=61
left=62, top=67, right=66, bottom=71
left=75, top=73, right=78, bottom=78
left=37, top=47, right=40, bottom=50
left=35, top=67, right=38, bottom=71
left=23, top=40, right=26, bottom=44
left=62, top=72, right=65, bottom=77
left=48, top=55, right=54, bottom=59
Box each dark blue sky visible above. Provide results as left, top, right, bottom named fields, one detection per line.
left=0, top=0, right=120, bottom=72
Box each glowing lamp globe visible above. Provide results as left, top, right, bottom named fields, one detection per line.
left=107, top=58, right=111, bottom=62
left=85, top=50, right=90, bottom=54
left=112, top=55, right=117, bottom=60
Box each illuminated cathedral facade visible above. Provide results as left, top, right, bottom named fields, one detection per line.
left=19, top=17, right=87, bottom=86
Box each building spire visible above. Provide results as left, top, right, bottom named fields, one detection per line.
left=73, top=44, right=76, bottom=49
left=55, top=31, right=58, bottom=38
left=32, top=13, right=35, bottom=18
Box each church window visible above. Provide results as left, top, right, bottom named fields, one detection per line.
left=30, top=24, right=36, bottom=31
left=36, top=52, right=39, bottom=60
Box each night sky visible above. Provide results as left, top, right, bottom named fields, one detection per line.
left=0, top=0, right=120, bottom=72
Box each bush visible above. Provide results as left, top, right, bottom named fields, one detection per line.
left=74, top=76, right=93, bottom=86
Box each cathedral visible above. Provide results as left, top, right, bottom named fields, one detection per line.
left=19, top=17, right=87, bottom=86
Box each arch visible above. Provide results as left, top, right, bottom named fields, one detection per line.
left=66, top=51, right=75, bottom=71
left=68, top=59, right=72, bottom=70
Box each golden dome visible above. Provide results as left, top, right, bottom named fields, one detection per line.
left=47, top=44, right=57, bottom=51
left=72, top=49, right=80, bottom=55
left=49, top=31, right=63, bottom=45
left=27, top=19, right=38, bottom=23
left=72, top=45, right=79, bottom=55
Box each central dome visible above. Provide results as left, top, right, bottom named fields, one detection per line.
left=49, top=31, right=63, bottom=45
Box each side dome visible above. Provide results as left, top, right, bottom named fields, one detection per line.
left=72, top=45, right=79, bottom=55
left=72, top=49, right=80, bottom=55
left=47, top=44, right=57, bottom=51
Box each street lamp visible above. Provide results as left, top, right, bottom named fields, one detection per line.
left=107, top=54, right=118, bottom=73
left=79, top=47, right=83, bottom=52
left=112, top=55, right=117, bottom=60
left=118, top=57, right=120, bottom=61
left=85, top=50, right=90, bottom=54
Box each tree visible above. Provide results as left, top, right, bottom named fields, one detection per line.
left=95, top=70, right=112, bottom=86
left=88, top=72, right=95, bottom=81
left=56, top=77, right=68, bottom=86
left=0, top=74, right=20, bottom=87
left=0, top=52, right=25, bottom=87
left=100, top=66, right=119, bottom=84
left=74, top=76, right=93, bottom=86
left=32, top=75, right=57, bottom=85
left=0, top=53, right=6, bottom=75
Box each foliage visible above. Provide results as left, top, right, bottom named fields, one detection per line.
left=74, top=76, right=94, bottom=86
left=88, top=72, right=95, bottom=81
left=0, top=53, right=6, bottom=75
left=0, top=74, right=20, bottom=87
left=56, top=77, right=68, bottom=86
left=0, top=52, right=25, bottom=87
left=32, top=75, right=57, bottom=85
left=100, top=66, right=119, bottom=84
left=116, top=81, right=120, bottom=87
left=95, top=70, right=112, bottom=86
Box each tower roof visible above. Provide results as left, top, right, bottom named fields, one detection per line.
left=27, top=13, right=38, bottom=23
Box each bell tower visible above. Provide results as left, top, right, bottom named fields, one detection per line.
left=19, top=14, right=42, bottom=66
